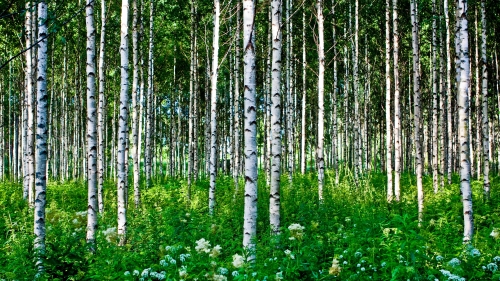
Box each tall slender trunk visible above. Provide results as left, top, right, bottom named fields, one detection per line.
left=85, top=0, right=98, bottom=249
left=34, top=0, right=48, bottom=271
left=393, top=0, right=401, bottom=201
left=117, top=0, right=130, bottom=246
left=317, top=0, right=325, bottom=200
left=480, top=0, right=489, bottom=199
left=145, top=0, right=154, bottom=188
left=456, top=0, right=473, bottom=243
left=474, top=9, right=480, bottom=179
left=24, top=3, right=35, bottom=205
left=132, top=0, right=141, bottom=208
left=209, top=0, right=220, bottom=216
left=411, top=0, right=424, bottom=223
left=233, top=2, right=241, bottom=189
left=385, top=0, right=393, bottom=201
left=444, top=0, right=453, bottom=183
left=432, top=0, right=439, bottom=192
left=300, top=8, right=306, bottom=175
left=353, top=0, right=360, bottom=180
left=332, top=0, right=338, bottom=184
left=97, top=0, right=106, bottom=213
left=269, top=0, right=282, bottom=234
left=242, top=0, right=257, bottom=261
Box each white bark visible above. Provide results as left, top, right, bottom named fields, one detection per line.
left=432, top=0, right=439, bottom=192
left=300, top=8, right=306, bottom=175
left=34, top=0, right=48, bottom=271
left=233, top=2, right=241, bottom=188
left=353, top=0, right=360, bottom=179
left=85, top=0, right=98, bottom=249
left=145, top=0, right=154, bottom=188
left=242, top=0, right=257, bottom=261
left=132, top=0, right=141, bottom=208
left=117, top=0, right=130, bottom=246
left=480, top=0, right=489, bottom=199
left=445, top=0, right=453, bottom=183
left=209, top=0, right=220, bottom=216
left=393, top=0, right=401, bottom=201
left=332, top=0, right=338, bottom=184
left=269, top=0, right=282, bottom=234
left=385, top=0, right=393, bottom=201
left=411, top=0, right=424, bottom=223
left=97, top=0, right=106, bottom=214
left=456, top=0, right=473, bottom=243
left=317, top=0, right=325, bottom=201
left=25, top=2, right=35, bottom=207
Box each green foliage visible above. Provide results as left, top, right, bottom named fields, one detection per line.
left=0, top=171, right=499, bottom=280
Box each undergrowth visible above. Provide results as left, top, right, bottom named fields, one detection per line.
left=0, top=169, right=499, bottom=280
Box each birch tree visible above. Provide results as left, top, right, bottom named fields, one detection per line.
left=85, top=0, right=98, bottom=249
left=24, top=1, right=35, bottom=206
left=480, top=0, right=489, bottom=199
left=34, top=0, right=48, bottom=271
left=117, top=0, right=130, bottom=246
left=393, top=0, right=401, bottom=201
left=432, top=0, right=439, bottom=192
left=444, top=0, right=453, bottom=183
left=97, top=0, right=106, bottom=214
left=317, top=0, right=325, bottom=201
left=242, top=0, right=257, bottom=261
left=456, top=0, right=473, bottom=243
left=385, top=0, right=393, bottom=201
left=209, top=0, right=220, bottom=216
left=269, top=0, right=282, bottom=234
left=411, top=0, right=424, bottom=223
left=131, top=0, right=141, bottom=208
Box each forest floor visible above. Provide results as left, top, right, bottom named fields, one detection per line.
left=0, top=169, right=499, bottom=280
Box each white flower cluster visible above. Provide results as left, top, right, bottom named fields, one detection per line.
left=436, top=255, right=444, bottom=262
left=232, top=254, right=245, bottom=268
left=75, top=211, right=87, bottom=217
left=165, top=254, right=177, bottom=265
left=355, top=251, right=362, bottom=258
left=468, top=248, right=480, bottom=257
left=212, top=274, right=227, bottom=281
left=150, top=271, right=166, bottom=280
left=439, top=269, right=465, bottom=281
left=179, top=253, right=191, bottom=262
left=179, top=266, right=188, bottom=278
left=210, top=245, right=222, bottom=258
left=218, top=267, right=228, bottom=275
left=195, top=238, right=211, bottom=253
left=275, top=271, right=283, bottom=281
left=284, top=249, right=295, bottom=259
left=288, top=223, right=305, bottom=240
left=448, top=258, right=460, bottom=267
left=486, top=262, right=498, bottom=272
left=493, top=256, right=500, bottom=263
left=490, top=228, right=499, bottom=239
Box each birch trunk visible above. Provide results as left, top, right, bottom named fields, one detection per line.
left=269, top=0, right=282, bottom=234
left=34, top=0, right=48, bottom=271
left=445, top=0, right=453, bottom=183
left=317, top=0, right=325, bottom=200
left=332, top=0, right=338, bottom=184
left=209, top=0, right=220, bottom=215
left=117, top=0, right=130, bottom=246
left=24, top=3, right=35, bottom=204
left=132, top=0, right=141, bottom=208
left=353, top=0, right=360, bottom=180
left=474, top=10, right=480, bottom=179
left=145, top=0, right=154, bottom=188
left=385, top=0, right=393, bottom=201
left=85, top=0, right=98, bottom=249
left=97, top=0, right=106, bottom=213
left=432, top=0, right=439, bottom=192
left=300, top=8, right=306, bottom=175
left=393, top=0, right=401, bottom=201
left=233, top=2, right=241, bottom=189
left=456, top=0, right=473, bottom=243
left=411, top=0, right=424, bottom=223
left=242, top=0, right=257, bottom=261
left=480, top=0, right=489, bottom=199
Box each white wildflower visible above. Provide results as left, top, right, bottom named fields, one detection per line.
left=343, top=261, right=348, bottom=265
left=232, top=254, right=245, bottom=268
left=218, top=267, right=228, bottom=275
left=381, top=262, right=386, bottom=267
left=355, top=251, right=362, bottom=258
left=448, top=258, right=460, bottom=267
left=275, top=271, right=283, bottom=281
left=133, top=270, right=140, bottom=276
left=124, top=271, right=131, bottom=276
left=288, top=223, right=305, bottom=240
left=195, top=238, right=211, bottom=253
left=160, top=260, right=168, bottom=267
left=179, top=266, right=188, bottom=278
left=180, top=253, right=191, bottom=262
left=252, top=272, right=257, bottom=277
left=469, top=248, right=480, bottom=257
left=232, top=271, right=239, bottom=277
left=490, top=228, right=500, bottom=239
left=210, top=245, right=222, bottom=258
left=361, top=267, right=365, bottom=272
left=141, top=268, right=150, bottom=278
left=436, top=255, right=444, bottom=262
left=72, top=219, right=79, bottom=224
left=212, top=274, right=227, bottom=281
left=493, top=256, right=500, bottom=263
left=487, top=263, right=498, bottom=272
